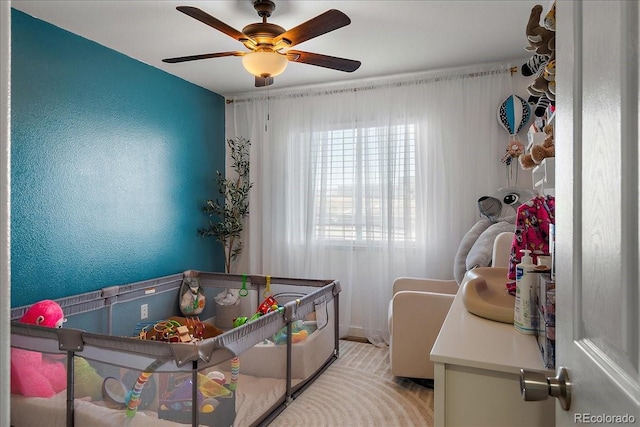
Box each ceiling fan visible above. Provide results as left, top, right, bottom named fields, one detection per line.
left=162, top=1, right=362, bottom=87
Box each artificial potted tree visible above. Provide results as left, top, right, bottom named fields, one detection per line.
left=199, top=136, right=252, bottom=328
left=200, top=136, right=252, bottom=273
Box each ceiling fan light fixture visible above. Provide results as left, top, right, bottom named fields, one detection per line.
left=242, top=51, right=288, bottom=78
left=165, top=5, right=360, bottom=88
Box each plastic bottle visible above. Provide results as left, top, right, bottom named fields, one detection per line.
left=514, top=249, right=536, bottom=334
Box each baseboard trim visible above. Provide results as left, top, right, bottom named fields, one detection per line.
left=342, top=336, right=369, bottom=343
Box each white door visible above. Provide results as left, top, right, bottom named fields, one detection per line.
left=555, top=1, right=639, bottom=424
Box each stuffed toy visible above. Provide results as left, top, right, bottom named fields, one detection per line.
left=519, top=124, right=555, bottom=170
left=543, top=53, right=556, bottom=99
left=528, top=38, right=555, bottom=103
left=537, top=38, right=556, bottom=101
left=521, top=53, right=547, bottom=77
left=527, top=66, right=554, bottom=115
left=19, top=299, right=66, bottom=328
left=519, top=151, right=536, bottom=170
left=525, top=5, right=555, bottom=56
left=531, top=124, right=555, bottom=163
left=522, top=3, right=556, bottom=117
left=526, top=93, right=552, bottom=118
left=530, top=72, right=555, bottom=102
left=73, top=357, right=104, bottom=401
left=544, top=59, right=555, bottom=83
left=179, top=270, right=206, bottom=316
left=452, top=187, right=535, bottom=283
left=544, top=1, right=556, bottom=31
left=11, top=300, right=67, bottom=397
left=521, top=21, right=554, bottom=76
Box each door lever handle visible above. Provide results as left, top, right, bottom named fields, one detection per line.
left=520, top=366, right=571, bottom=410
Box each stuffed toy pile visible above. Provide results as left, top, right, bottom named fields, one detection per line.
left=11, top=300, right=68, bottom=397
left=521, top=2, right=556, bottom=117
left=11, top=299, right=104, bottom=399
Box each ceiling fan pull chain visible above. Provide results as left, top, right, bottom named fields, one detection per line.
left=265, top=85, right=270, bottom=132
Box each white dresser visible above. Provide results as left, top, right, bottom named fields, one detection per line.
left=430, top=291, right=555, bottom=427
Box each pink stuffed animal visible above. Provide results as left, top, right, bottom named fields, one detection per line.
left=11, top=300, right=68, bottom=397
left=19, top=299, right=66, bottom=328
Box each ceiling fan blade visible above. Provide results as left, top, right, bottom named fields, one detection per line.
left=255, top=76, right=274, bottom=87
left=162, top=51, right=244, bottom=64
left=286, top=50, right=361, bottom=72
left=274, top=9, right=351, bottom=47
left=176, top=6, right=248, bottom=42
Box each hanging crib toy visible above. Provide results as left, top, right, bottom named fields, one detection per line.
left=497, top=94, right=531, bottom=185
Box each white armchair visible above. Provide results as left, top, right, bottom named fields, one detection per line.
left=388, top=231, right=514, bottom=379
left=388, top=277, right=458, bottom=379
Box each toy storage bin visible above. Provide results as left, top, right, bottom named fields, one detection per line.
left=10, top=271, right=341, bottom=427
left=215, top=301, right=242, bottom=330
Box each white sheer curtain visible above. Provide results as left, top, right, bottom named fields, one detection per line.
left=226, top=63, right=517, bottom=345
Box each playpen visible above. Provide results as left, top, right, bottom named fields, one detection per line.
left=10, top=271, right=341, bottom=427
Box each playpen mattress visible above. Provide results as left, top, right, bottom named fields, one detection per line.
left=11, top=372, right=297, bottom=427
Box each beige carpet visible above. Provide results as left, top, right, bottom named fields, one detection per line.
left=269, top=339, right=434, bottom=427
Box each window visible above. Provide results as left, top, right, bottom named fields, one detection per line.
left=310, top=124, right=417, bottom=243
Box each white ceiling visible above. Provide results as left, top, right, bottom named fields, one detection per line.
left=11, top=0, right=544, bottom=97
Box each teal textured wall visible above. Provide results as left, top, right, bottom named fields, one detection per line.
left=11, top=9, right=225, bottom=307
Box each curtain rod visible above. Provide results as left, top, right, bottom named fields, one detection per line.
left=225, top=66, right=518, bottom=104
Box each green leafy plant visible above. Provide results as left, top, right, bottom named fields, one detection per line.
left=200, top=137, right=253, bottom=273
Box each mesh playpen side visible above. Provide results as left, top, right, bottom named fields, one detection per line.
left=10, top=272, right=341, bottom=427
